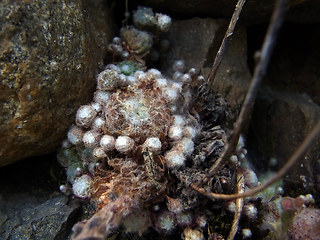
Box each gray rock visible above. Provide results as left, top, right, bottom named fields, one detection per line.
left=0, top=155, right=81, bottom=240
left=160, top=18, right=227, bottom=75
left=0, top=0, right=115, bottom=167
left=137, top=0, right=320, bottom=24
left=247, top=23, right=320, bottom=191
left=249, top=88, right=320, bottom=191
left=1, top=196, right=80, bottom=240
left=261, top=23, right=320, bottom=106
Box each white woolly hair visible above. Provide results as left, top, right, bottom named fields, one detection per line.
left=72, top=174, right=92, bottom=199
left=83, top=130, right=100, bottom=148
left=76, top=105, right=97, bottom=127
left=67, top=126, right=84, bottom=145
left=144, top=137, right=162, bottom=153
left=168, top=125, right=183, bottom=141
left=174, top=138, right=194, bottom=156
left=115, top=136, right=135, bottom=153
left=165, top=150, right=186, bottom=168
left=162, top=87, right=180, bottom=103
left=100, top=135, right=116, bottom=152
left=172, top=115, right=186, bottom=126
left=184, top=126, right=198, bottom=139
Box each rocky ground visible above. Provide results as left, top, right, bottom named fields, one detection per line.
left=0, top=154, right=80, bottom=240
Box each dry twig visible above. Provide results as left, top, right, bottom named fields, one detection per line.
left=180, top=0, right=320, bottom=202
left=207, top=0, right=290, bottom=178
left=72, top=195, right=133, bottom=240
left=206, top=0, right=246, bottom=88
left=188, top=119, right=320, bottom=200
left=227, top=171, right=245, bottom=240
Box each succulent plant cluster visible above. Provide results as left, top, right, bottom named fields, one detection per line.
left=57, top=6, right=218, bottom=239
left=57, top=6, right=320, bottom=240
left=59, top=54, right=206, bottom=193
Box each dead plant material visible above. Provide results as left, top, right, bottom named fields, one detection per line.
left=180, top=0, right=320, bottom=203
left=207, top=0, right=291, bottom=178
left=227, top=171, right=245, bottom=240
left=190, top=119, right=320, bottom=201
left=207, top=0, right=247, bottom=88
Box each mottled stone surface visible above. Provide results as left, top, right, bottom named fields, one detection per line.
left=0, top=0, right=114, bottom=166
left=133, top=0, right=320, bottom=24
left=0, top=154, right=80, bottom=240
left=160, top=18, right=251, bottom=118
left=288, top=208, right=320, bottom=240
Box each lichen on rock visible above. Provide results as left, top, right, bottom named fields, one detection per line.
left=0, top=0, right=114, bottom=167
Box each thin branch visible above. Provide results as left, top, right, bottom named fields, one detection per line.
left=227, top=171, right=245, bottom=240
left=206, top=0, right=246, bottom=87
left=72, top=195, right=134, bottom=240
left=207, top=0, right=290, bottom=178
left=190, top=119, right=320, bottom=200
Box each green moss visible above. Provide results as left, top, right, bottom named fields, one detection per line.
left=117, top=60, right=140, bottom=76
left=57, top=148, right=81, bottom=168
